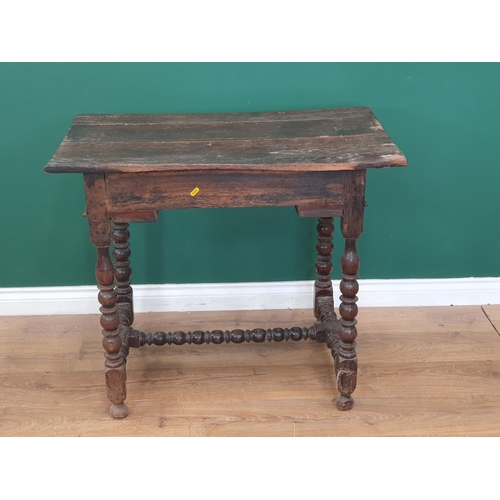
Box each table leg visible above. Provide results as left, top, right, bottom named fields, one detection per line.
left=314, top=217, right=336, bottom=325
left=335, top=170, right=365, bottom=410
left=84, top=174, right=129, bottom=418
left=96, top=247, right=128, bottom=418
left=336, top=237, right=359, bottom=410
left=112, top=221, right=134, bottom=327
left=314, top=215, right=359, bottom=410
left=96, top=246, right=129, bottom=418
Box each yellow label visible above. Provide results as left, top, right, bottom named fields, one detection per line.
left=190, top=187, right=200, bottom=197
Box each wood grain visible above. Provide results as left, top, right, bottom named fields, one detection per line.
left=65, top=118, right=379, bottom=142
left=1, top=306, right=499, bottom=436
left=83, top=173, right=110, bottom=247
left=70, top=107, right=383, bottom=125
left=106, top=170, right=348, bottom=212
left=44, top=108, right=408, bottom=174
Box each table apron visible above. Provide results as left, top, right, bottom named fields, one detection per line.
left=105, top=170, right=352, bottom=212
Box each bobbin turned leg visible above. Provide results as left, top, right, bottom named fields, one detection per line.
left=314, top=217, right=336, bottom=326
left=84, top=173, right=128, bottom=419
left=335, top=170, right=365, bottom=410
left=336, top=238, right=359, bottom=410
left=96, top=247, right=128, bottom=419
left=112, top=221, right=134, bottom=327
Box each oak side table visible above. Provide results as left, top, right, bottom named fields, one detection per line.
left=44, top=107, right=407, bottom=418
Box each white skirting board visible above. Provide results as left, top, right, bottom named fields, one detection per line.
left=0, top=278, right=499, bottom=316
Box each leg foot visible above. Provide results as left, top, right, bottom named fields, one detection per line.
left=334, top=351, right=357, bottom=407
left=110, top=403, right=129, bottom=419
left=336, top=394, right=354, bottom=411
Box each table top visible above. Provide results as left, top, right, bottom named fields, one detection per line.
left=44, top=107, right=407, bottom=174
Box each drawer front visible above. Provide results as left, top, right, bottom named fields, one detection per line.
left=106, top=170, right=350, bottom=212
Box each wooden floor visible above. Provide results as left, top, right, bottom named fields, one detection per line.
left=1, top=305, right=500, bottom=436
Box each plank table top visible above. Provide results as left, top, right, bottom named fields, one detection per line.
left=44, top=107, right=407, bottom=174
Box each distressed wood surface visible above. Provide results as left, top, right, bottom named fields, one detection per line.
left=83, top=174, right=110, bottom=247
left=44, top=108, right=407, bottom=174
left=1, top=306, right=500, bottom=436
left=296, top=205, right=343, bottom=218
left=106, top=170, right=349, bottom=212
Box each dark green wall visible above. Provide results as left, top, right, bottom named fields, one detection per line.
left=1, top=63, right=499, bottom=287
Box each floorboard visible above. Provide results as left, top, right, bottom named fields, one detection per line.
left=1, top=306, right=499, bottom=436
